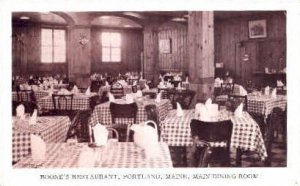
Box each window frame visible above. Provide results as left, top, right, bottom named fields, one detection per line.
left=41, top=27, right=67, bottom=64
left=101, top=31, right=122, bottom=63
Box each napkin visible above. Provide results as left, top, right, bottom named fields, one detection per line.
left=30, top=134, right=46, bottom=161
left=264, top=67, right=269, bottom=73
left=29, top=109, right=38, bottom=125
left=155, top=92, right=161, bottom=103
left=59, top=80, right=63, bottom=85
left=16, top=104, right=25, bottom=119
left=158, top=81, right=165, bottom=88
left=234, top=103, right=244, bottom=118
left=159, top=74, right=163, bottom=81
left=125, top=94, right=135, bottom=103
left=185, top=77, right=189, bottom=84
left=72, top=85, right=79, bottom=94
left=195, top=103, right=210, bottom=121
left=271, top=88, right=277, bottom=98
left=50, top=84, right=54, bottom=90
left=108, top=92, right=115, bottom=102
left=135, top=90, right=143, bottom=98
left=105, top=81, right=109, bottom=86
left=53, top=79, right=58, bottom=85
left=85, top=86, right=91, bottom=96
left=239, top=85, right=248, bottom=96
left=177, top=82, right=182, bottom=89
left=19, top=84, right=25, bottom=90
left=176, top=102, right=184, bottom=117
left=277, top=80, right=284, bottom=87
left=144, top=83, right=150, bottom=90
left=93, top=124, right=108, bottom=146
left=133, top=80, right=137, bottom=86
left=264, top=86, right=270, bottom=95
left=205, top=98, right=212, bottom=108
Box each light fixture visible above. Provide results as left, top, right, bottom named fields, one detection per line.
left=124, top=24, right=132, bottom=28
left=171, top=17, right=187, bottom=22
left=20, top=16, right=30, bottom=20
left=79, top=33, right=89, bottom=47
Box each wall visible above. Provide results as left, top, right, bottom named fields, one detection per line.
left=214, top=12, right=286, bottom=85
left=12, top=22, right=68, bottom=77
left=91, top=27, right=143, bottom=76
left=158, top=22, right=188, bottom=73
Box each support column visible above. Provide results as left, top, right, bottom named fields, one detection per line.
left=143, top=23, right=160, bottom=86
left=188, top=11, right=215, bottom=104
left=68, top=26, right=91, bottom=88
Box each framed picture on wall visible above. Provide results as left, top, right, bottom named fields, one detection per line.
left=159, top=39, right=171, bottom=53
left=248, top=19, right=267, bottom=39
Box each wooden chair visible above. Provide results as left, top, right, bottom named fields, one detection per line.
left=90, top=80, right=102, bottom=93
left=220, top=82, right=235, bottom=95
left=144, top=104, right=161, bottom=140
left=109, top=102, right=138, bottom=142
left=188, top=136, right=212, bottom=167
left=190, top=119, right=233, bottom=167
left=13, top=90, right=37, bottom=115
left=65, top=110, right=81, bottom=141
left=168, top=90, right=196, bottom=109
left=227, top=94, right=248, bottom=111
left=52, top=94, right=74, bottom=116
left=110, top=82, right=124, bottom=98
left=158, top=88, right=169, bottom=99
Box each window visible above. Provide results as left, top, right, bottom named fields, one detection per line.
left=41, top=28, right=66, bottom=63
left=101, top=32, right=121, bottom=62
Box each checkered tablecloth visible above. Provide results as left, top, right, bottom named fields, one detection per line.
left=12, top=116, right=71, bottom=163
left=215, top=84, right=241, bottom=102
left=247, top=95, right=287, bottom=118
left=13, top=142, right=173, bottom=168
left=38, top=93, right=97, bottom=111
left=90, top=99, right=172, bottom=126
left=12, top=90, right=50, bottom=102
left=160, top=109, right=267, bottom=160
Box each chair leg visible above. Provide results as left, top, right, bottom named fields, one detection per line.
left=236, top=148, right=243, bottom=167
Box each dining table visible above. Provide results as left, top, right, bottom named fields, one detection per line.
left=12, top=90, right=50, bottom=102
left=160, top=109, right=267, bottom=162
left=13, top=142, right=173, bottom=168
left=12, top=116, right=71, bottom=163
left=247, top=94, right=287, bottom=119
left=98, top=85, right=140, bottom=98
left=38, top=93, right=97, bottom=111
left=89, top=98, right=172, bottom=126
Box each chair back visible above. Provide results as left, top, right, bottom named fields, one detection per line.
left=90, top=81, right=102, bottom=93
left=106, top=127, right=120, bottom=141
left=228, top=94, right=248, bottom=111
left=52, top=94, right=74, bottom=112
left=190, top=119, right=233, bottom=143
left=158, top=88, right=169, bottom=99
left=89, top=95, right=101, bottom=111
left=131, top=85, right=138, bottom=93
left=17, top=90, right=36, bottom=103
left=190, top=119, right=233, bottom=166
left=110, top=82, right=124, bottom=98
left=168, top=90, right=196, bottom=109
left=220, top=83, right=235, bottom=95
left=190, top=137, right=212, bottom=167
left=145, top=104, right=160, bottom=140
left=109, top=102, right=138, bottom=124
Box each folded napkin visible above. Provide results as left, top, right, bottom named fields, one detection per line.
left=133, top=80, right=137, bottom=86
left=19, top=84, right=25, bottom=90
left=50, top=84, right=54, bottom=90
left=205, top=98, right=212, bottom=108
left=185, top=77, right=189, bottom=84
left=29, top=109, right=38, bottom=126
left=159, top=74, right=163, bottom=81
left=16, top=104, right=25, bottom=119
left=130, top=122, right=160, bottom=159
left=158, top=81, right=165, bottom=88
left=93, top=124, right=108, bottom=146
left=176, top=102, right=184, bottom=117
left=277, top=80, right=284, bottom=87
left=58, top=88, right=71, bottom=95
left=155, top=92, right=161, bottom=103
left=177, top=82, right=182, bottom=89
left=135, top=90, right=143, bottom=98
left=144, top=83, right=150, bottom=90
left=105, top=81, right=109, bottom=86
left=271, top=88, right=277, bottom=98
left=30, top=134, right=46, bottom=161
left=234, top=103, right=244, bottom=118
left=31, top=85, right=39, bottom=91
left=195, top=103, right=210, bottom=121
left=85, top=86, right=91, bottom=96
left=125, top=93, right=135, bottom=104
left=59, top=80, right=63, bottom=85
left=108, top=92, right=115, bottom=102
left=72, top=85, right=79, bottom=94
left=264, top=86, right=270, bottom=95
left=265, top=67, right=269, bottom=73
left=53, top=79, right=58, bottom=85
left=239, top=85, right=248, bottom=96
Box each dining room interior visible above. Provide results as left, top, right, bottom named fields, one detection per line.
left=11, top=10, right=287, bottom=168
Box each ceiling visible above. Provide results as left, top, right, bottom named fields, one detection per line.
left=12, top=11, right=284, bottom=28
